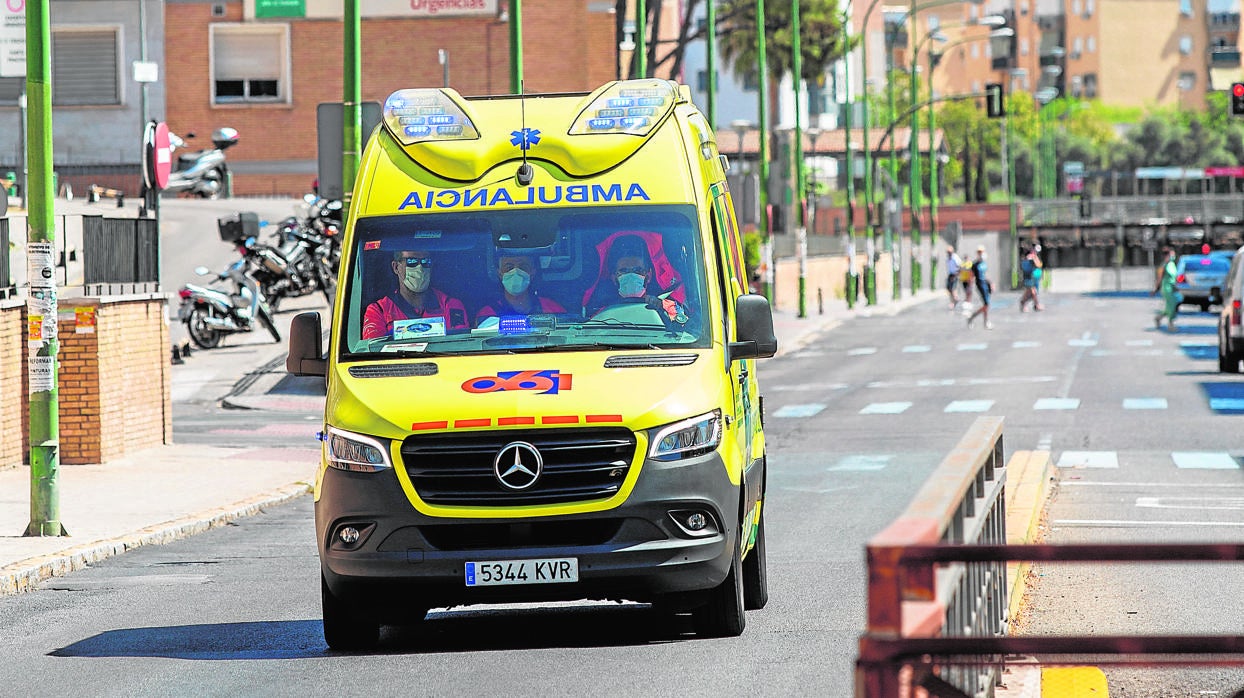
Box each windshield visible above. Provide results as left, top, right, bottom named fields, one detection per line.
left=338, top=205, right=710, bottom=359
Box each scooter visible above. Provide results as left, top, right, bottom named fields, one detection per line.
left=177, top=257, right=281, bottom=349
left=164, top=127, right=239, bottom=199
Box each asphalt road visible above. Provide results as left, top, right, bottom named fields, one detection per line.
left=5, top=210, right=1244, bottom=694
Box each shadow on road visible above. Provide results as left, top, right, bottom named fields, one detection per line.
left=49, top=604, right=703, bottom=659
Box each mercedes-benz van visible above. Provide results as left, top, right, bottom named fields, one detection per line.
left=287, top=79, right=777, bottom=649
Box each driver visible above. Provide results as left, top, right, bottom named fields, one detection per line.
left=362, top=249, right=468, bottom=340
left=585, top=234, right=688, bottom=323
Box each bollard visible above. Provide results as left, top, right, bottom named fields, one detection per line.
left=115, top=193, right=124, bottom=208
left=181, top=342, right=193, bottom=358
left=171, top=344, right=184, bottom=365
left=817, top=288, right=823, bottom=315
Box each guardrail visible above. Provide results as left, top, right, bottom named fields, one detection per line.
left=856, top=416, right=1008, bottom=697
left=856, top=416, right=1244, bottom=697
left=1023, top=194, right=1244, bottom=227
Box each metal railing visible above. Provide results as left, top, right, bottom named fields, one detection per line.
left=856, top=416, right=1009, bottom=697
left=1023, top=193, right=1244, bottom=227
left=81, top=215, right=159, bottom=290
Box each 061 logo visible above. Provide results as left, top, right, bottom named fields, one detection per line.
left=462, top=370, right=572, bottom=395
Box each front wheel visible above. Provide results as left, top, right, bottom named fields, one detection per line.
left=1222, top=340, right=1241, bottom=374
left=313, top=257, right=337, bottom=308
left=184, top=307, right=222, bottom=349
left=257, top=306, right=281, bottom=343
left=321, top=574, right=380, bottom=651
left=692, top=545, right=746, bottom=638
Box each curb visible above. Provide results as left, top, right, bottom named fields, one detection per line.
left=0, top=481, right=312, bottom=597
left=1004, top=449, right=1055, bottom=623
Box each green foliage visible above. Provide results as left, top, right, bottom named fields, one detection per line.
left=718, top=0, right=852, bottom=84
left=742, top=231, right=763, bottom=273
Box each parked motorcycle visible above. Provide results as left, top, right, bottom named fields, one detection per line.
left=251, top=215, right=337, bottom=310
left=176, top=213, right=280, bottom=349
left=164, top=127, right=239, bottom=199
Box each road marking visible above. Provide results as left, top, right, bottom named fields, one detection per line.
left=1061, top=481, right=1244, bottom=488
left=791, top=350, right=827, bottom=358
left=828, top=455, right=893, bottom=471
left=1209, top=397, right=1244, bottom=411
left=1125, top=339, right=1154, bottom=347
left=902, top=345, right=932, bottom=353
left=860, top=402, right=912, bottom=415
left=1053, top=519, right=1244, bottom=528
left=957, top=343, right=988, bottom=351
left=966, top=376, right=1058, bottom=386
left=1034, top=398, right=1081, bottom=410
left=773, top=404, right=827, bottom=418
left=211, top=423, right=322, bottom=438
left=1171, top=452, right=1240, bottom=469
left=1122, top=398, right=1168, bottom=410
left=1057, top=451, right=1118, bottom=468
left=945, top=400, right=994, bottom=413
left=848, top=347, right=878, bottom=356
left=767, top=382, right=848, bottom=392
left=1136, top=496, right=1244, bottom=510
left=1012, top=341, right=1040, bottom=349
left=1036, top=433, right=1053, bottom=451
left=1068, top=338, right=1098, bottom=347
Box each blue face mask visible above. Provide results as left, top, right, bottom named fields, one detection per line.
left=617, top=272, right=646, bottom=298
left=502, top=268, right=531, bottom=296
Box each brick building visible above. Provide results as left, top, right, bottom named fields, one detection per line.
left=164, top=0, right=633, bottom=196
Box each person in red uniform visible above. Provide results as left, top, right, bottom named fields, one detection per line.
left=474, top=253, right=566, bottom=326
left=362, top=249, right=468, bottom=340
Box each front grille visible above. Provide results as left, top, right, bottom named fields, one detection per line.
left=402, top=428, right=636, bottom=506
left=419, top=520, right=623, bottom=550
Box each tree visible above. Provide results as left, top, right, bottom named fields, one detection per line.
left=717, top=0, right=852, bottom=85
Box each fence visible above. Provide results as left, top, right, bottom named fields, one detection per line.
left=0, top=218, right=10, bottom=298
left=82, top=216, right=159, bottom=291
left=1023, top=193, right=1244, bottom=227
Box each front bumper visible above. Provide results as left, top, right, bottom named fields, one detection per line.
left=316, top=449, right=741, bottom=612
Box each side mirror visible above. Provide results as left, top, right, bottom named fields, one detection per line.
left=287, top=311, right=327, bottom=376
left=729, top=294, right=778, bottom=361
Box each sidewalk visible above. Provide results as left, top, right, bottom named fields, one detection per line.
left=0, top=289, right=938, bottom=596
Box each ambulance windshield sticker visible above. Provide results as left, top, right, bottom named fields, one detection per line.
left=393, top=316, right=446, bottom=340
left=364, top=240, right=381, bottom=250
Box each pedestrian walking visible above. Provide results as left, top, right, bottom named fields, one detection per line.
left=1153, top=246, right=1181, bottom=330
left=944, top=246, right=963, bottom=308
left=1018, top=244, right=1044, bottom=312
left=966, top=246, right=993, bottom=329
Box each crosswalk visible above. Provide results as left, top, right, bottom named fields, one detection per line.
left=786, top=337, right=1215, bottom=361
left=802, top=451, right=1243, bottom=473
left=771, top=395, right=1217, bottom=416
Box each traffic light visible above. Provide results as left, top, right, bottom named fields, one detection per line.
left=985, top=83, right=1005, bottom=118
left=1231, top=83, right=1244, bottom=117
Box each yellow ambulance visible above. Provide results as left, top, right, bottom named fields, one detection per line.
left=287, top=79, right=777, bottom=650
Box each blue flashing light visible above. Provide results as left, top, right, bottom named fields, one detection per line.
left=620, top=116, right=650, bottom=129
left=607, top=97, right=636, bottom=108
left=427, top=115, right=456, bottom=125
left=404, top=125, right=433, bottom=138
left=637, top=97, right=665, bottom=106
left=436, top=125, right=464, bottom=136
left=588, top=118, right=617, bottom=130
left=498, top=316, right=532, bottom=335
left=420, top=106, right=446, bottom=116
left=597, top=108, right=626, bottom=118
left=398, top=116, right=427, bottom=125
left=627, top=107, right=656, bottom=117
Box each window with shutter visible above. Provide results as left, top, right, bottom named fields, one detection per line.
left=0, top=78, right=21, bottom=106
left=52, top=29, right=120, bottom=106
left=211, top=24, right=289, bottom=104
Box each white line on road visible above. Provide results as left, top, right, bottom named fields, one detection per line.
left=1136, top=496, right=1244, bottom=510
left=860, top=402, right=912, bottom=415
left=1057, top=451, right=1118, bottom=468
left=773, top=404, right=827, bottom=418
left=848, top=347, right=878, bottom=356
left=945, top=400, right=994, bottom=413
left=1053, top=519, right=1244, bottom=527
left=1172, top=452, right=1240, bottom=469
left=1034, top=398, right=1081, bottom=410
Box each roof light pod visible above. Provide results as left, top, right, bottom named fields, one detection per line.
left=383, top=89, right=479, bottom=146
left=569, top=80, right=678, bottom=136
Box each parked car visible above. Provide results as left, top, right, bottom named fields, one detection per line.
left=1217, top=246, right=1244, bottom=373
left=1176, top=253, right=1232, bottom=311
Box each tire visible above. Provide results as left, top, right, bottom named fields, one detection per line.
left=692, top=544, right=746, bottom=638
left=1223, top=339, right=1242, bottom=374
left=257, top=306, right=282, bottom=343
left=1201, top=302, right=1211, bottom=313
left=313, top=258, right=337, bottom=308
left=184, top=307, right=221, bottom=349
left=742, top=509, right=769, bottom=611
left=321, top=573, right=380, bottom=651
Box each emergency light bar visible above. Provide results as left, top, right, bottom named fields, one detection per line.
left=383, top=89, right=480, bottom=145
left=569, top=80, right=678, bottom=137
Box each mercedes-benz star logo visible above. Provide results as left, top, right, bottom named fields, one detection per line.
left=494, top=441, right=543, bottom=491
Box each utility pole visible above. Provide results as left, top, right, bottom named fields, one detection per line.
left=842, top=4, right=857, bottom=310
left=25, top=0, right=65, bottom=537
left=509, top=0, right=523, bottom=91
left=635, top=0, right=646, bottom=77
left=756, top=0, right=772, bottom=303
left=907, top=0, right=922, bottom=294
left=792, top=0, right=806, bottom=318
left=342, top=0, right=361, bottom=216
left=706, top=0, right=716, bottom=127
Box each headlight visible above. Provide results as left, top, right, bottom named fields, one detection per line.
left=648, top=410, right=722, bottom=461
left=325, top=427, right=393, bottom=473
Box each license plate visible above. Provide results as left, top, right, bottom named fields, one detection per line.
left=465, top=558, right=578, bottom=587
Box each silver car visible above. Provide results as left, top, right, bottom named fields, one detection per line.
left=1176, top=253, right=1232, bottom=312
left=1217, top=246, right=1244, bottom=373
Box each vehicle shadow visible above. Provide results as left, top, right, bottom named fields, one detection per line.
left=48, top=605, right=695, bottom=660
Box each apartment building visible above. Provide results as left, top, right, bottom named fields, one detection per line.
left=929, top=0, right=1242, bottom=109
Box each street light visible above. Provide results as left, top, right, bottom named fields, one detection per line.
left=924, top=26, right=1013, bottom=253
left=437, top=49, right=449, bottom=88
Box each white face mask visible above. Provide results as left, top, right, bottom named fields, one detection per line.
left=617, top=272, right=646, bottom=298
left=402, top=265, right=431, bottom=293
left=502, top=268, right=531, bottom=296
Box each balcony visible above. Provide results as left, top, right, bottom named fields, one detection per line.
left=1210, top=47, right=1242, bottom=67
